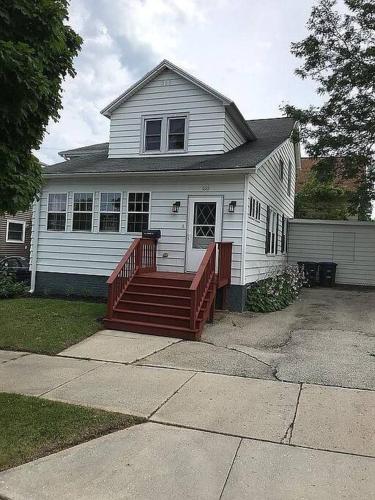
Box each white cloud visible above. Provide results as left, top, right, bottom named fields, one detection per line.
left=36, top=0, right=319, bottom=164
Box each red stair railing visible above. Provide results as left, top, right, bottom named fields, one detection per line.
left=217, top=242, right=233, bottom=288
left=106, top=238, right=157, bottom=318
left=189, top=243, right=216, bottom=330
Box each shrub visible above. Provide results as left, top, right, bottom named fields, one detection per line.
left=0, top=270, right=28, bottom=299
left=246, top=265, right=306, bottom=313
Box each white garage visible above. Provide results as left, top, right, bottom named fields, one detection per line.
left=288, top=219, right=375, bottom=287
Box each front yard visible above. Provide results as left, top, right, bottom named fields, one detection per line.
left=0, top=393, right=143, bottom=471
left=0, top=298, right=106, bottom=354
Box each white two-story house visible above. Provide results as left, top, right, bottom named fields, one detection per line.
left=31, top=60, right=300, bottom=340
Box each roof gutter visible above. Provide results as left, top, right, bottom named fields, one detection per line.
left=43, top=166, right=257, bottom=179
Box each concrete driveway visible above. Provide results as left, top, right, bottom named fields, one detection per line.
left=141, top=287, right=375, bottom=390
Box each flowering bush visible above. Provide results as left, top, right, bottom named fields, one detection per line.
left=246, top=265, right=306, bottom=313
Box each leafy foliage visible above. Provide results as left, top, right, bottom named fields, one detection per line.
left=0, top=0, right=82, bottom=214
left=295, top=173, right=352, bottom=219
left=0, top=270, right=27, bottom=299
left=247, top=265, right=306, bottom=313
left=284, top=0, right=375, bottom=220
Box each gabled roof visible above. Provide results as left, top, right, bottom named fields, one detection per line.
left=59, top=142, right=108, bottom=159
left=43, top=117, right=295, bottom=177
left=101, top=59, right=255, bottom=141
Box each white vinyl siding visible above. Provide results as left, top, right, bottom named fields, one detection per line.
left=223, top=112, right=246, bottom=152
left=244, top=139, right=296, bottom=283
left=109, top=69, right=231, bottom=157
left=288, top=220, right=375, bottom=286
left=35, top=174, right=246, bottom=285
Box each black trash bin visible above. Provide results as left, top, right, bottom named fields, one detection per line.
left=319, top=262, right=337, bottom=287
left=298, top=261, right=319, bottom=286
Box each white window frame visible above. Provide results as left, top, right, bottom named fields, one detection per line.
left=279, top=158, right=284, bottom=182
left=99, top=192, right=122, bottom=233
left=141, top=114, right=188, bottom=154
left=72, top=192, right=94, bottom=232
left=47, top=193, right=67, bottom=232
left=6, top=219, right=26, bottom=243
left=267, top=208, right=279, bottom=256
left=287, top=160, right=292, bottom=196
left=249, top=196, right=261, bottom=222
left=126, top=192, right=151, bottom=234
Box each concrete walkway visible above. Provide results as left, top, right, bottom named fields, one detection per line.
left=0, top=338, right=374, bottom=499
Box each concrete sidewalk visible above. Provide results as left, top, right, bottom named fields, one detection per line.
left=0, top=343, right=374, bottom=498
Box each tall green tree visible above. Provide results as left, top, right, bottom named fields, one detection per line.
left=0, top=0, right=82, bottom=214
left=284, top=0, right=375, bottom=220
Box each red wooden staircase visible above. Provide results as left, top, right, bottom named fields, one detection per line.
left=103, top=238, right=232, bottom=340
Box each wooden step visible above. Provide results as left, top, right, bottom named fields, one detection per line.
left=127, top=283, right=191, bottom=297
left=117, top=300, right=190, bottom=317
left=133, top=276, right=192, bottom=288
left=103, top=318, right=201, bottom=341
left=113, top=309, right=197, bottom=329
left=122, top=291, right=191, bottom=306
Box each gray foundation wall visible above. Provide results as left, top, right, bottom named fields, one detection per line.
left=35, top=272, right=248, bottom=311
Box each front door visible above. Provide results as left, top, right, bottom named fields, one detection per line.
left=186, top=196, right=223, bottom=272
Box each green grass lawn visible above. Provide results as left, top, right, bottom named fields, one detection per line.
left=0, top=393, right=144, bottom=471
left=0, top=298, right=106, bottom=354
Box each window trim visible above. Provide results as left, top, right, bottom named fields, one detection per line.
left=287, top=160, right=292, bottom=196
left=47, top=193, right=67, bottom=232
left=265, top=206, right=279, bottom=256
left=6, top=219, right=26, bottom=243
left=98, top=191, right=122, bottom=233
left=279, top=158, right=284, bottom=182
left=249, top=196, right=261, bottom=222
left=140, top=114, right=188, bottom=154
left=72, top=192, right=94, bottom=233
left=126, top=191, right=151, bottom=234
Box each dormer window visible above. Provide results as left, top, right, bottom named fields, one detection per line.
left=142, top=115, right=187, bottom=153
left=168, top=117, right=186, bottom=151
left=144, top=119, right=162, bottom=152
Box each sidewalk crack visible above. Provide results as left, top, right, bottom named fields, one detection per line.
left=219, top=438, right=242, bottom=500
left=281, top=382, right=303, bottom=444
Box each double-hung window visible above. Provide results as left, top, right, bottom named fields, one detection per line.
left=127, top=193, right=150, bottom=232
left=143, top=115, right=187, bottom=153
left=99, top=193, right=121, bottom=232
left=47, top=194, right=67, bottom=231
left=265, top=206, right=279, bottom=255
left=249, top=196, right=261, bottom=221
left=281, top=214, right=288, bottom=253
left=144, top=119, right=162, bottom=152
left=6, top=220, right=25, bottom=243
left=73, top=193, right=93, bottom=231
left=279, top=158, right=284, bottom=181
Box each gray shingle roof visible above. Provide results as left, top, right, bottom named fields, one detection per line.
left=44, top=117, right=295, bottom=176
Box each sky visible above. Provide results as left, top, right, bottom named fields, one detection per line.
left=36, top=0, right=321, bottom=165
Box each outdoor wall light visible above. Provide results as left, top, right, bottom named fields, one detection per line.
left=228, top=200, right=237, bottom=213
left=172, top=201, right=181, bottom=213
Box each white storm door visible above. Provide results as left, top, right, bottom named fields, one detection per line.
left=186, top=196, right=223, bottom=272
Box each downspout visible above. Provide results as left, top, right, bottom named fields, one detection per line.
left=29, top=198, right=41, bottom=293
left=240, top=174, right=249, bottom=286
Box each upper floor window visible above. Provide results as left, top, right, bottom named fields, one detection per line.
left=168, top=117, right=186, bottom=151
left=6, top=220, right=25, bottom=243
left=287, top=160, right=292, bottom=196
left=142, top=115, right=187, bottom=153
left=47, top=193, right=67, bottom=231
left=99, top=193, right=121, bottom=232
left=73, top=193, right=93, bottom=231
left=144, top=119, right=162, bottom=152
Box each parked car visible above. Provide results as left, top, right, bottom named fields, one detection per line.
left=0, top=256, right=31, bottom=284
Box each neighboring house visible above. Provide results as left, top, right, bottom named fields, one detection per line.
left=0, top=210, right=32, bottom=258
left=295, top=157, right=360, bottom=220
left=31, top=60, right=300, bottom=338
